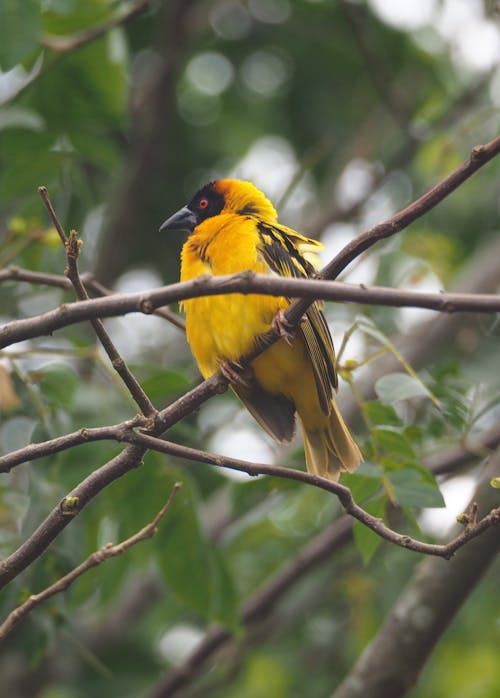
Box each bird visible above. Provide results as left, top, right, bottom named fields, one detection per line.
left=160, top=179, right=361, bottom=481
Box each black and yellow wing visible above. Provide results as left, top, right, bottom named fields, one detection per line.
left=256, top=222, right=337, bottom=412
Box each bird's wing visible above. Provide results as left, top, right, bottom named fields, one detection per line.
left=257, top=221, right=322, bottom=279
left=256, top=222, right=338, bottom=413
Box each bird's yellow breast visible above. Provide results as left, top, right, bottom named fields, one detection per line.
left=180, top=214, right=286, bottom=377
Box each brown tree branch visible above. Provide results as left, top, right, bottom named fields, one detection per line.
left=0, top=418, right=144, bottom=473
left=6, top=407, right=488, bottom=697
left=2, top=274, right=500, bottom=351
left=0, top=266, right=186, bottom=331
left=1, top=136, right=498, bottom=591
left=123, top=431, right=500, bottom=560
left=3, top=395, right=498, bottom=478
left=38, top=186, right=156, bottom=417
left=0, top=411, right=498, bottom=598
left=145, top=515, right=354, bottom=698
left=0, top=443, right=150, bottom=590
left=330, top=460, right=500, bottom=698
left=3, top=134, right=497, bottom=353
left=285, top=134, right=500, bottom=328
left=0, top=482, right=181, bottom=641
left=144, top=451, right=500, bottom=698
left=1, top=134, right=498, bottom=353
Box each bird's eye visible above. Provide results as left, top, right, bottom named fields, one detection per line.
left=198, top=198, right=209, bottom=210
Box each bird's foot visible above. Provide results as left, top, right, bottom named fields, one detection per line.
left=272, top=309, right=296, bottom=346
left=220, top=360, right=253, bottom=387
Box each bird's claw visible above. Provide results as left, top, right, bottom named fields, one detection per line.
left=220, top=360, right=253, bottom=387
left=272, top=309, right=295, bottom=346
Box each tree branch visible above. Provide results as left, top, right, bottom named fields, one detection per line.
left=285, top=134, right=500, bottom=328
left=143, top=440, right=500, bottom=698
left=2, top=274, right=500, bottom=351
left=1, top=412, right=498, bottom=597
left=330, top=461, right=500, bottom=698
left=2, top=135, right=499, bottom=353
left=0, top=482, right=181, bottom=641
left=0, top=444, right=147, bottom=590
left=0, top=265, right=186, bottom=331
left=1, top=136, right=499, bottom=591
left=38, top=186, right=156, bottom=417
left=123, top=431, right=500, bottom=560
left=145, top=515, right=354, bottom=698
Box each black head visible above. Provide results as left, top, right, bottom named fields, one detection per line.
left=159, top=182, right=225, bottom=233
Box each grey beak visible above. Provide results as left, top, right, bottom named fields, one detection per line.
left=159, top=206, right=197, bottom=233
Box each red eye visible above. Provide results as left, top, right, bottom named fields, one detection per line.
left=199, top=198, right=209, bottom=209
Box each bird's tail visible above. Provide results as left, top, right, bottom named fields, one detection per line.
left=300, top=399, right=362, bottom=482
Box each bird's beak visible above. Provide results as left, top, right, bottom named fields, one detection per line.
left=159, top=206, right=197, bottom=233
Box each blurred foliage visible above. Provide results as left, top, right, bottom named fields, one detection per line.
left=1, top=1, right=499, bottom=697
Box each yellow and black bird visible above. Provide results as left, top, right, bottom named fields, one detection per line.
left=160, top=179, right=361, bottom=481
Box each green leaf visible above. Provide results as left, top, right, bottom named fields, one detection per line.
left=0, top=416, right=38, bottom=455
left=155, top=472, right=240, bottom=629
left=353, top=496, right=386, bottom=564
left=374, top=428, right=415, bottom=459
left=155, top=475, right=212, bottom=616
left=42, top=0, right=112, bottom=35
left=37, top=363, right=78, bottom=407
left=209, top=547, right=241, bottom=633
left=388, top=468, right=445, bottom=508
left=0, top=0, right=41, bottom=69
left=375, top=372, right=431, bottom=403
left=140, top=369, right=191, bottom=405
left=364, top=401, right=403, bottom=427
left=341, top=471, right=382, bottom=504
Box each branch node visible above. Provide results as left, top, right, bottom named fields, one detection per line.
left=140, top=298, right=155, bottom=314
left=471, top=144, right=486, bottom=160
left=456, top=501, right=478, bottom=527
left=67, top=230, right=82, bottom=260
left=239, top=269, right=257, bottom=289
left=214, top=373, right=230, bottom=394
left=60, top=496, right=80, bottom=516
left=112, top=357, right=125, bottom=371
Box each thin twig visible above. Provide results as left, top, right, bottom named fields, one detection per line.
left=124, top=431, right=500, bottom=560
left=146, top=459, right=500, bottom=698
left=0, top=418, right=144, bottom=473
left=38, top=187, right=157, bottom=417
left=0, top=482, right=181, bottom=641
left=0, top=266, right=186, bottom=331
left=41, top=0, right=152, bottom=53
left=1, top=413, right=498, bottom=561
left=289, top=135, right=500, bottom=323
left=0, top=444, right=148, bottom=590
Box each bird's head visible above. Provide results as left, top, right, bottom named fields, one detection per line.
left=159, top=179, right=278, bottom=234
